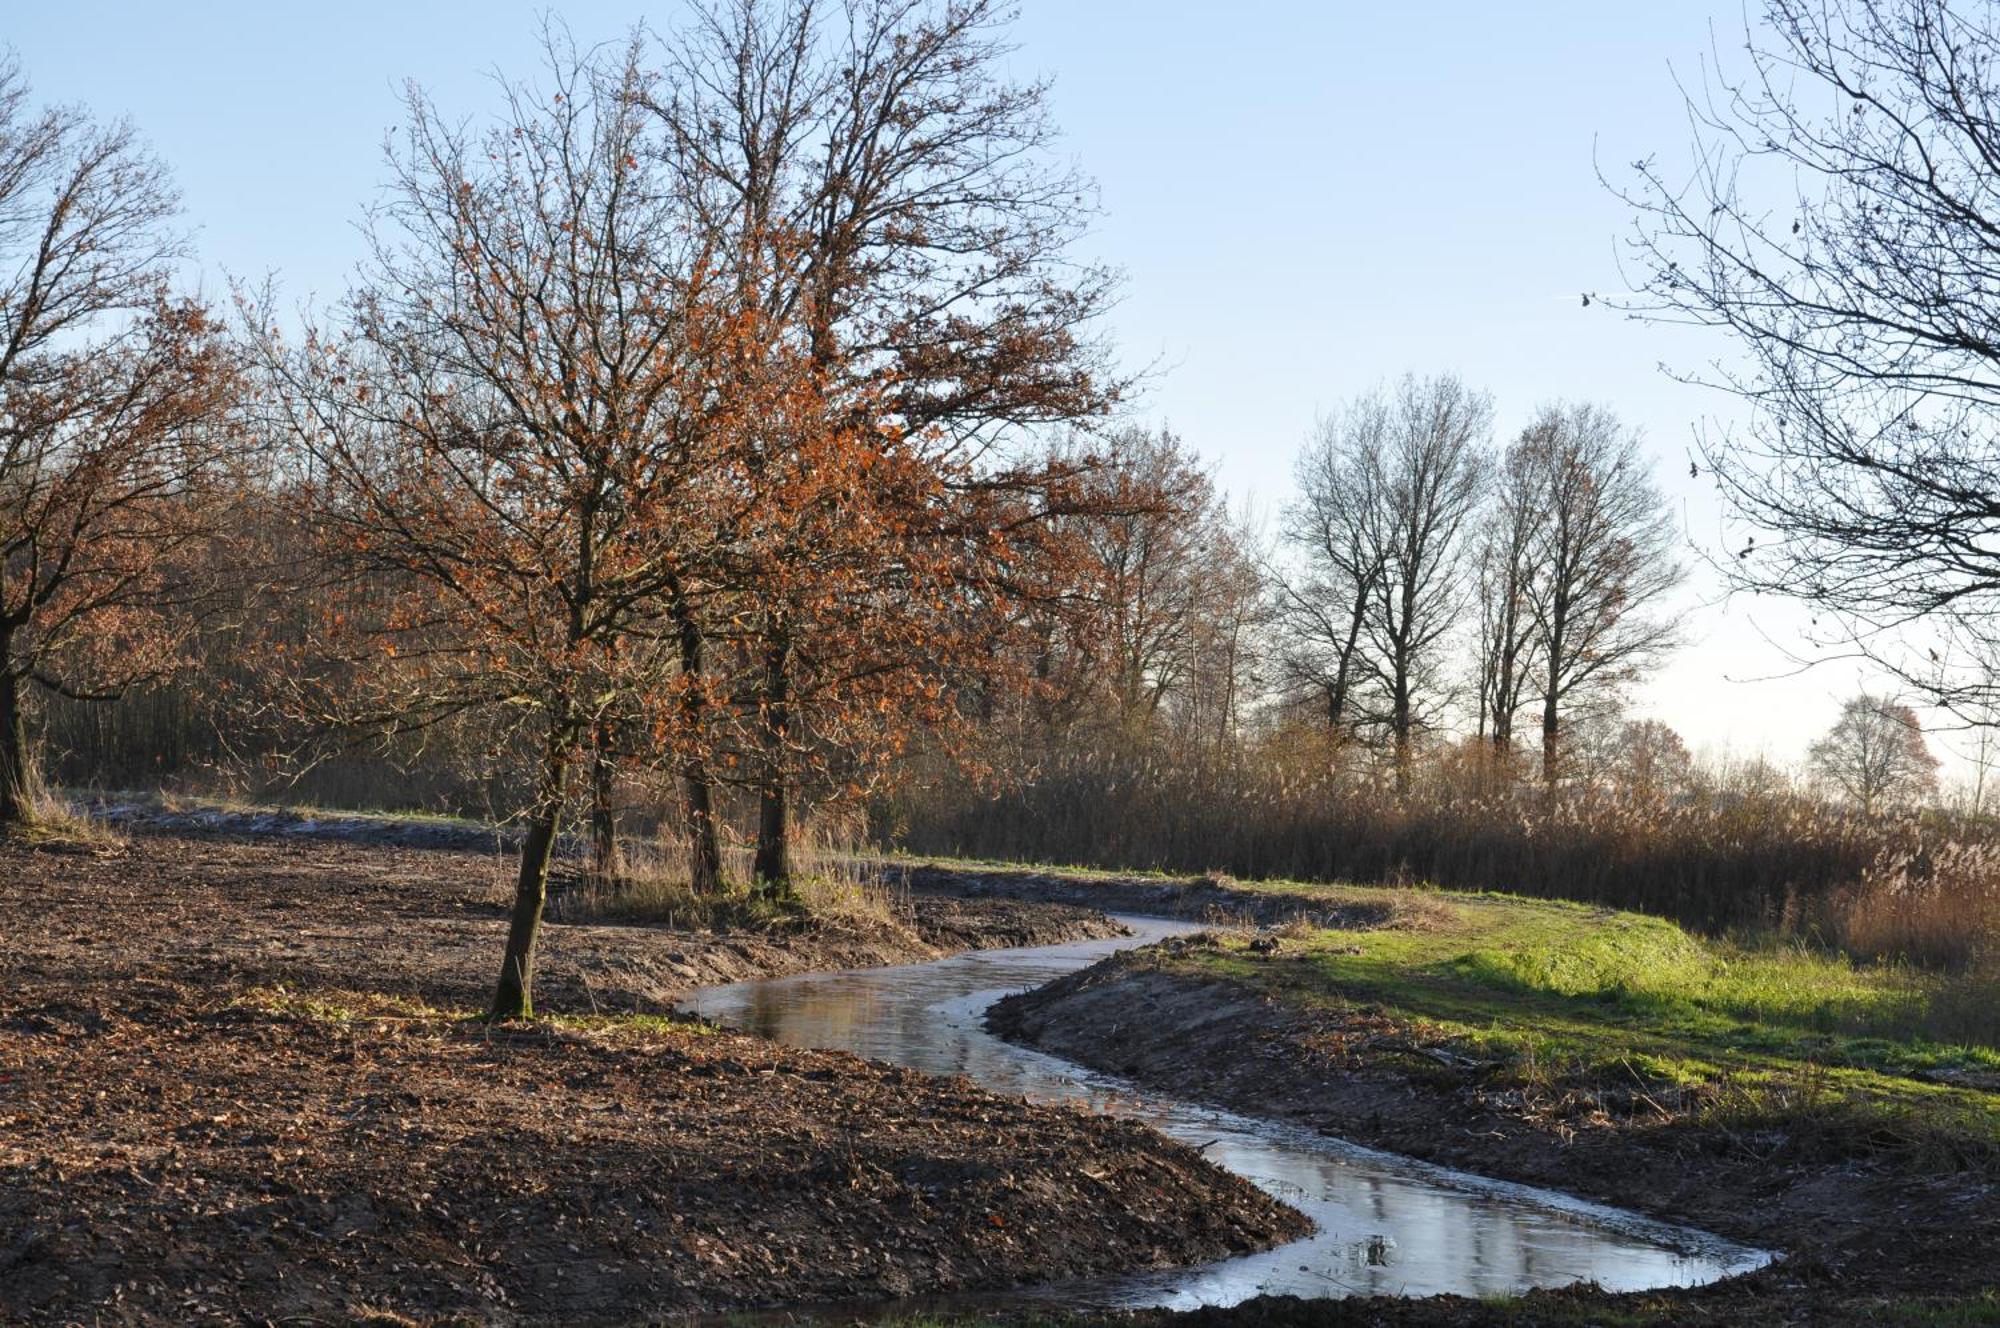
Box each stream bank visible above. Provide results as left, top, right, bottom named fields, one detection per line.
left=684, top=920, right=1765, bottom=1313
left=987, top=935, right=2000, bottom=1326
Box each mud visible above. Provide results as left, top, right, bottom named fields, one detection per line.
left=16, top=835, right=1125, bottom=1014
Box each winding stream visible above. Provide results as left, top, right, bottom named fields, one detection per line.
left=680, top=914, right=1770, bottom=1310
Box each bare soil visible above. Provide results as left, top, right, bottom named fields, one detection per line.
left=890, top=863, right=1394, bottom=930
left=989, top=942, right=2000, bottom=1327
left=0, top=833, right=1307, bottom=1325
left=21, top=835, right=1130, bottom=1013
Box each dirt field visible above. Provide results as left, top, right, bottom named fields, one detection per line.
left=0, top=832, right=1307, bottom=1325
left=17, top=834, right=1135, bottom=1012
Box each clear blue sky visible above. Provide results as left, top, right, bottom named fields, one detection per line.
left=8, top=1, right=1917, bottom=774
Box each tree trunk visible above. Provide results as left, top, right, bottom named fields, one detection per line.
left=1490, top=682, right=1517, bottom=782
left=683, top=765, right=722, bottom=893
left=0, top=661, right=31, bottom=827
left=674, top=606, right=723, bottom=894
left=752, top=636, right=792, bottom=899
left=1541, top=691, right=1561, bottom=789
left=1488, top=626, right=1519, bottom=757
left=1475, top=661, right=1491, bottom=743
left=1392, top=680, right=1412, bottom=798
left=489, top=749, right=569, bottom=1020
left=754, top=777, right=788, bottom=896
left=1540, top=608, right=1568, bottom=790
left=1327, top=567, right=1375, bottom=734
left=588, top=732, right=616, bottom=879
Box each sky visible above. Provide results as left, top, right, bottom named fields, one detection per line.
left=5, top=1, right=1933, bottom=776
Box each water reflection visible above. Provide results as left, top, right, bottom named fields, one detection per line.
left=681, top=916, right=1769, bottom=1309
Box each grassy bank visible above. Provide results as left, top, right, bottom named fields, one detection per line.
left=973, top=864, right=1999, bottom=1327
left=914, top=850, right=2000, bottom=1066
left=1192, top=888, right=2000, bottom=1169
left=981, top=864, right=2000, bottom=1170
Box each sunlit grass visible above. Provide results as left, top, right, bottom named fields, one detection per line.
left=1041, top=874, right=2000, bottom=1171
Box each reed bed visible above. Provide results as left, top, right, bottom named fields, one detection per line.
left=881, top=737, right=2000, bottom=973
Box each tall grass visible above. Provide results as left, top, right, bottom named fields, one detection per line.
left=1833, top=841, right=2000, bottom=970
left=549, top=812, right=895, bottom=930
left=879, top=731, right=2000, bottom=971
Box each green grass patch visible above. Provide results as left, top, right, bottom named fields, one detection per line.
left=1874, top=1292, right=2000, bottom=1327
left=1049, top=872, right=2000, bottom=1173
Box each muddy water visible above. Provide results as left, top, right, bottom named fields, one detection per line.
left=681, top=916, right=1770, bottom=1309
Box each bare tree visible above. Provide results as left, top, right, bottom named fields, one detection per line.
left=1945, top=662, right=2000, bottom=812
left=1283, top=375, right=1489, bottom=792
left=1516, top=403, right=1683, bottom=785
left=1621, top=0, right=2000, bottom=720
left=0, top=59, right=239, bottom=824
left=1274, top=396, right=1388, bottom=740
left=1809, top=692, right=1941, bottom=812
left=1560, top=704, right=1631, bottom=789
left=1364, top=375, right=1490, bottom=791
left=1472, top=440, right=1545, bottom=759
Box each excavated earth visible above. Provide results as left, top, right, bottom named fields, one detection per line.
left=989, top=935, right=2000, bottom=1327
left=0, top=832, right=1307, bottom=1325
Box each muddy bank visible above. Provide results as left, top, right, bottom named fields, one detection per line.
left=0, top=834, right=1305, bottom=1324
left=890, top=862, right=1397, bottom=929
left=990, top=945, right=2000, bottom=1325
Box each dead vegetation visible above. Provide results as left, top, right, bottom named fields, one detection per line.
left=552, top=830, right=900, bottom=933
left=890, top=748, right=2000, bottom=971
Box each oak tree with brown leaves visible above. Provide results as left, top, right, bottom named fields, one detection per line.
left=647, top=0, right=1124, bottom=892
left=0, top=60, right=239, bottom=825
left=255, top=37, right=761, bottom=1018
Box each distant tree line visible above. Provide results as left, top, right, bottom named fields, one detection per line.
left=955, top=378, right=1688, bottom=802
